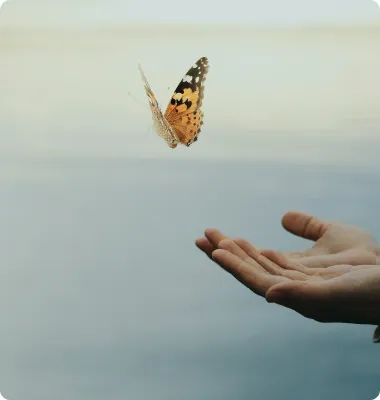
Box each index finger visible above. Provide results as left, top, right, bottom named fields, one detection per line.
left=204, top=228, right=229, bottom=248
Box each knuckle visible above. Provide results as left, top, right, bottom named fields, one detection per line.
left=235, top=238, right=251, bottom=248
left=218, top=239, right=234, bottom=250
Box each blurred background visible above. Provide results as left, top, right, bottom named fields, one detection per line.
left=0, top=1, right=380, bottom=399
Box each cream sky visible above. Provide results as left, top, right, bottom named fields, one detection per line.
left=1, top=0, right=380, bottom=161
left=0, top=0, right=379, bottom=27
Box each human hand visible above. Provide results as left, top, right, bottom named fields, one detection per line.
left=203, top=236, right=380, bottom=342
left=196, top=211, right=379, bottom=268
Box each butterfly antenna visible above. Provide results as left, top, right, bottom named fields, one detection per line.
left=145, top=124, right=151, bottom=137
left=128, top=92, right=146, bottom=108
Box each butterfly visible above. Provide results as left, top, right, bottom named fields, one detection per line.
left=138, top=57, right=209, bottom=148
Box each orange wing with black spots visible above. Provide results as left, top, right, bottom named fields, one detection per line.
left=164, top=57, right=209, bottom=147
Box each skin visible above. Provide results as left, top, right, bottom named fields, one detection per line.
left=195, top=211, right=380, bottom=342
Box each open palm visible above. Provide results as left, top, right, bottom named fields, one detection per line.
left=196, top=211, right=379, bottom=268
left=210, top=238, right=380, bottom=340
left=196, top=211, right=380, bottom=342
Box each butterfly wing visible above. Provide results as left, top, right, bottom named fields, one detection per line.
left=138, top=63, right=158, bottom=109
left=138, top=63, right=179, bottom=148
left=164, top=57, right=209, bottom=147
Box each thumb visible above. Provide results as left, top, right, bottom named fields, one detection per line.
left=281, top=211, right=330, bottom=242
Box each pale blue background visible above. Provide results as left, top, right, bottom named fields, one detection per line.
left=1, top=1, right=380, bottom=399
left=0, top=157, right=379, bottom=400
left=0, top=159, right=380, bottom=400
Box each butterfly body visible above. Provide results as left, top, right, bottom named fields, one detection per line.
left=139, top=57, right=209, bottom=148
